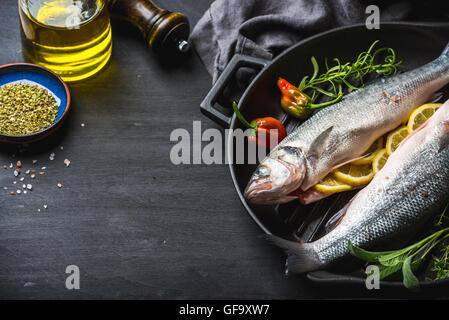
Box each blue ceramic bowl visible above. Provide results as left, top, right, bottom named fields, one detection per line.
left=0, top=63, right=71, bottom=143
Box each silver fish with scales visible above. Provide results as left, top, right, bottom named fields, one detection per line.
left=245, top=42, right=449, bottom=205
left=268, top=99, right=449, bottom=273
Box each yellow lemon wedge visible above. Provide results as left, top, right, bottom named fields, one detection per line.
left=407, top=103, right=442, bottom=133
left=314, top=174, right=353, bottom=194
left=333, top=163, right=374, bottom=186
left=372, top=149, right=389, bottom=174
left=386, top=126, right=409, bottom=155
left=352, top=137, right=384, bottom=165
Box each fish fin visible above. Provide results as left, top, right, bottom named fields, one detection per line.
left=324, top=197, right=354, bottom=233
left=441, top=42, right=449, bottom=59
left=264, top=235, right=322, bottom=274
left=428, top=92, right=444, bottom=104
left=325, top=205, right=348, bottom=233
left=438, top=120, right=449, bottom=153
left=307, top=126, right=334, bottom=159
left=298, top=188, right=332, bottom=205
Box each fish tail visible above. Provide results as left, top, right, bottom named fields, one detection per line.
left=265, top=235, right=323, bottom=274
left=441, top=42, right=449, bottom=59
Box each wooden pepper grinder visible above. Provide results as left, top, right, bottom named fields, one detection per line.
left=108, top=0, right=190, bottom=54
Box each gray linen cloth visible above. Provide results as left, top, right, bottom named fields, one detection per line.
left=191, top=0, right=448, bottom=104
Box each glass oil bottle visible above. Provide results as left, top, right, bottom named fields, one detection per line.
left=18, top=0, right=113, bottom=82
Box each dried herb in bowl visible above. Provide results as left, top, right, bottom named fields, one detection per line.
left=0, top=83, right=59, bottom=136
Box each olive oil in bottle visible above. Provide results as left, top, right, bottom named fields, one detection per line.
left=18, top=0, right=112, bottom=82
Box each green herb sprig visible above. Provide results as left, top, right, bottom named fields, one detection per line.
left=349, top=201, right=449, bottom=291
left=430, top=245, right=449, bottom=281
left=428, top=203, right=449, bottom=281
left=299, top=40, right=404, bottom=109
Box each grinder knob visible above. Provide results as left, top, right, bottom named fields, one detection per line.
left=108, top=0, right=190, bottom=54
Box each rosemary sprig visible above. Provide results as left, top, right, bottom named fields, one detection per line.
left=430, top=245, right=449, bottom=281
left=299, top=40, right=404, bottom=109
left=435, top=201, right=449, bottom=227
left=429, top=202, right=449, bottom=281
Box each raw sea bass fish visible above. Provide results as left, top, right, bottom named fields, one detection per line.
left=245, top=42, right=449, bottom=205
left=268, top=100, right=449, bottom=274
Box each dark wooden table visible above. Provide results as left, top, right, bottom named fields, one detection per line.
left=0, top=0, right=436, bottom=300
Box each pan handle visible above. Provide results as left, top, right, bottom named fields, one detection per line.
left=200, top=54, right=269, bottom=127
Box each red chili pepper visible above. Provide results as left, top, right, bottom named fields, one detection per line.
left=278, top=78, right=297, bottom=93
left=232, top=102, right=287, bottom=148
left=248, top=116, right=287, bottom=148
left=277, top=78, right=311, bottom=119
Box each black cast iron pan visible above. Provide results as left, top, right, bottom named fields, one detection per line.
left=200, top=22, right=449, bottom=291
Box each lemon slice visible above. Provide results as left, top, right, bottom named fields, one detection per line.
left=333, top=163, right=374, bottom=186
left=386, top=126, right=409, bottom=155
left=352, top=137, right=384, bottom=165
left=314, top=174, right=353, bottom=194
left=407, top=103, right=442, bottom=133
left=372, top=149, right=389, bottom=174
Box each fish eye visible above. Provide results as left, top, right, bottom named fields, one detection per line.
left=253, top=165, right=271, bottom=179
